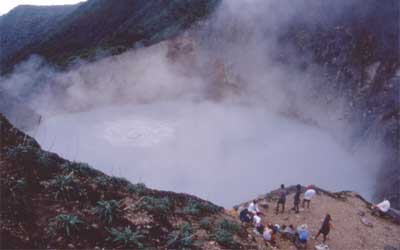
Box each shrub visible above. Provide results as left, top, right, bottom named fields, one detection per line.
left=215, top=218, right=241, bottom=234
left=107, top=226, right=144, bottom=248
left=95, top=176, right=111, bottom=189
left=62, top=161, right=98, bottom=176
left=48, top=172, right=79, bottom=201
left=211, top=218, right=241, bottom=248
left=140, top=196, right=171, bottom=214
left=110, top=176, right=130, bottom=187
left=167, top=223, right=195, bottom=249
left=179, top=199, right=221, bottom=216
left=180, top=199, right=201, bottom=215
left=49, top=214, right=84, bottom=237
left=127, top=183, right=147, bottom=195
left=199, top=217, right=211, bottom=230
left=212, top=229, right=236, bottom=247
left=92, top=200, right=121, bottom=224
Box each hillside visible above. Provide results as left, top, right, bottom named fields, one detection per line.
left=0, top=113, right=256, bottom=249
left=0, top=0, right=220, bottom=74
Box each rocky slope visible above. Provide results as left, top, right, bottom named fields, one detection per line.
left=0, top=113, right=256, bottom=249
left=0, top=4, right=78, bottom=64
left=238, top=186, right=400, bottom=250
left=0, top=0, right=220, bottom=74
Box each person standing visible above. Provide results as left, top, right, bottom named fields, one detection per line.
left=293, top=184, right=301, bottom=213
left=276, top=184, right=288, bottom=214
left=315, top=214, right=334, bottom=243
left=302, top=185, right=316, bottom=209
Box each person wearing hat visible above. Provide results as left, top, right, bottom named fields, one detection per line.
left=295, top=224, right=309, bottom=249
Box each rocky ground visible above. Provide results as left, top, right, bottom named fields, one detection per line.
left=238, top=187, right=400, bottom=250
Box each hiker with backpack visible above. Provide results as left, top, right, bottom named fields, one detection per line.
left=315, top=214, right=334, bottom=243
left=293, top=184, right=301, bottom=213
left=302, top=185, right=316, bottom=209
left=276, top=184, right=288, bottom=214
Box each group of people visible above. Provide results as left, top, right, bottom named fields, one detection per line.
left=238, top=184, right=332, bottom=248
left=276, top=184, right=316, bottom=214
left=236, top=183, right=393, bottom=249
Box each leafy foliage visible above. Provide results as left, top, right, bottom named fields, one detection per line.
left=179, top=199, right=221, bottom=216
left=140, top=196, right=171, bottom=214
left=49, top=214, right=84, bottom=237
left=110, top=176, right=130, bottom=187
left=211, top=218, right=241, bottom=247
left=199, top=217, right=211, bottom=230
left=94, top=176, right=111, bottom=190
left=92, top=200, right=121, bottom=224
left=215, top=218, right=241, bottom=234
left=107, top=226, right=144, bottom=248
left=62, top=161, right=99, bottom=176
left=127, top=182, right=147, bottom=195
left=48, top=172, right=79, bottom=201
left=167, top=223, right=195, bottom=249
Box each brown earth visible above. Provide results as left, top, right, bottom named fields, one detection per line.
left=238, top=189, right=400, bottom=250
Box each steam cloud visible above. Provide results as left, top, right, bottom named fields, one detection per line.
left=0, top=0, right=384, bottom=206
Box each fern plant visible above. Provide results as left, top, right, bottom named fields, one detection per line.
left=49, top=172, right=78, bottom=200
left=92, top=200, right=121, bottom=224
left=49, top=214, right=84, bottom=237
left=107, top=226, right=144, bottom=248
left=167, top=223, right=195, bottom=249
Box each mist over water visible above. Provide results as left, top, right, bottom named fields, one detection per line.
left=3, top=0, right=386, bottom=206
left=32, top=101, right=379, bottom=207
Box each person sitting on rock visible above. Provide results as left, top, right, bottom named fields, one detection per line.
left=315, top=214, right=334, bottom=243
left=295, top=224, right=309, bottom=249
left=248, top=200, right=260, bottom=215
left=253, top=212, right=262, bottom=227
left=371, top=199, right=391, bottom=217
left=239, top=208, right=252, bottom=223
left=281, top=224, right=296, bottom=242
left=276, top=184, right=288, bottom=214
left=302, top=185, right=316, bottom=209
left=263, top=224, right=277, bottom=245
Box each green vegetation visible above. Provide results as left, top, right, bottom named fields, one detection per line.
left=92, top=200, right=121, bottom=224
left=179, top=199, right=221, bottom=216
left=167, top=223, right=195, bottom=249
left=107, top=226, right=144, bottom=248
left=140, top=196, right=171, bottom=214
left=94, top=176, right=111, bottom=190
left=49, top=214, right=84, bottom=237
left=48, top=172, right=79, bottom=201
left=110, top=176, right=130, bottom=187
left=211, top=218, right=241, bottom=247
left=127, top=182, right=147, bottom=195
left=62, top=161, right=99, bottom=176
left=199, top=217, right=211, bottom=230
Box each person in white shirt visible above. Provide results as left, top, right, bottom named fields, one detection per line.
left=248, top=200, right=260, bottom=215
left=253, top=214, right=262, bottom=227
left=302, top=185, right=316, bottom=209
left=372, top=199, right=390, bottom=216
